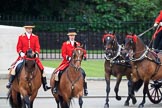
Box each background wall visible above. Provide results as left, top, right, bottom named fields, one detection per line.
left=0, top=25, right=24, bottom=78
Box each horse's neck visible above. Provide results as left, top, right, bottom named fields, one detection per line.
left=134, top=38, right=146, bottom=58
left=113, top=43, right=120, bottom=56
left=68, top=63, right=81, bottom=74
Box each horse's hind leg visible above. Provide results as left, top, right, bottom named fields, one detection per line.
left=114, top=75, right=122, bottom=100
left=78, top=97, right=83, bottom=108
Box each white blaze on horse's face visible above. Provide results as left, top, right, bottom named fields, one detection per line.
left=107, top=37, right=110, bottom=40
left=78, top=50, right=81, bottom=54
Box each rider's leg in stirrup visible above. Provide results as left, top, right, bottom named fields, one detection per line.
left=53, top=71, right=59, bottom=94
left=80, top=68, right=88, bottom=96
left=42, top=71, right=51, bottom=91
left=6, top=59, right=23, bottom=89
left=6, top=69, right=15, bottom=89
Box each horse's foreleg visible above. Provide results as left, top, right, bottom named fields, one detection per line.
left=124, top=80, right=137, bottom=106
left=114, top=75, right=122, bottom=100
left=62, top=101, right=69, bottom=108
left=11, top=90, right=21, bottom=108
left=23, top=96, right=31, bottom=108
left=78, top=96, right=83, bottom=108
left=30, top=91, right=38, bottom=108
left=30, top=102, right=33, bottom=108
left=138, top=81, right=149, bottom=108
left=104, top=77, right=110, bottom=108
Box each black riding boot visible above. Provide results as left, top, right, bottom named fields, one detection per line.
left=6, top=75, right=15, bottom=89
left=42, top=77, right=51, bottom=91
left=53, top=81, right=59, bottom=94
left=84, top=82, right=88, bottom=96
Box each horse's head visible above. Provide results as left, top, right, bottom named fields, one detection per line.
left=123, top=34, right=138, bottom=59
left=25, top=49, right=37, bottom=73
left=71, top=47, right=84, bottom=71
left=26, top=48, right=36, bottom=58
left=102, top=33, right=118, bottom=58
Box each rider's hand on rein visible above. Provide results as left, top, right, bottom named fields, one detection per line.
left=20, top=52, right=25, bottom=57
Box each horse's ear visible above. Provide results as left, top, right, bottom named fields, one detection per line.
left=26, top=49, right=33, bottom=54
left=113, top=31, right=115, bottom=35
left=79, top=42, right=84, bottom=48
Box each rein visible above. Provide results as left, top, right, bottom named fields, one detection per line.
left=25, top=57, right=36, bottom=61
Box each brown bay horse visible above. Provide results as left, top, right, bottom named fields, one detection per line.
left=124, top=34, right=162, bottom=108
left=102, top=33, right=136, bottom=108
left=7, top=49, right=42, bottom=108
left=50, top=47, right=85, bottom=108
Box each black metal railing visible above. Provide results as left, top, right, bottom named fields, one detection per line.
left=0, top=15, right=154, bottom=59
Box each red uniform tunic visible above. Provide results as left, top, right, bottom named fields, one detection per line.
left=55, top=40, right=87, bottom=72
left=16, top=33, right=44, bottom=70
left=154, top=10, right=162, bottom=38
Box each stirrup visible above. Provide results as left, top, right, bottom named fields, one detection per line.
left=6, top=83, right=11, bottom=89
left=43, top=85, right=51, bottom=91
left=53, top=87, right=57, bottom=94
left=84, top=89, right=88, bottom=96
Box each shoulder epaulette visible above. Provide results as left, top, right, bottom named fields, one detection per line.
left=32, top=33, right=36, bottom=36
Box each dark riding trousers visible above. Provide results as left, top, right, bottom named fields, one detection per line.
left=153, top=30, right=162, bottom=50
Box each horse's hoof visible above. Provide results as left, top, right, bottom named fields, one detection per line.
left=124, top=102, right=129, bottom=106
left=104, top=103, right=109, bottom=108
left=116, top=96, right=121, bottom=100
left=138, top=104, right=144, bottom=108
left=132, top=97, right=137, bottom=104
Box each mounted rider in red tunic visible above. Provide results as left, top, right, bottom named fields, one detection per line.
left=6, top=23, right=51, bottom=91
left=52, top=28, right=88, bottom=96
left=153, top=10, right=162, bottom=51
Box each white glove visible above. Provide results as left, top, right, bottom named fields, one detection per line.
left=159, top=22, right=162, bottom=26
left=20, top=52, right=25, bottom=57
left=66, top=56, right=71, bottom=61
left=35, top=53, right=39, bottom=58
left=154, top=23, right=158, bottom=27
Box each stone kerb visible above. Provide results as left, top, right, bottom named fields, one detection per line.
left=0, top=25, right=25, bottom=78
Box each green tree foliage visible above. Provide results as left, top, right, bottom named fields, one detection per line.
left=0, top=0, right=161, bottom=31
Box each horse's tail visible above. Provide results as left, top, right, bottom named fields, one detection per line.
left=133, top=79, right=143, bottom=92
left=7, top=89, right=22, bottom=108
